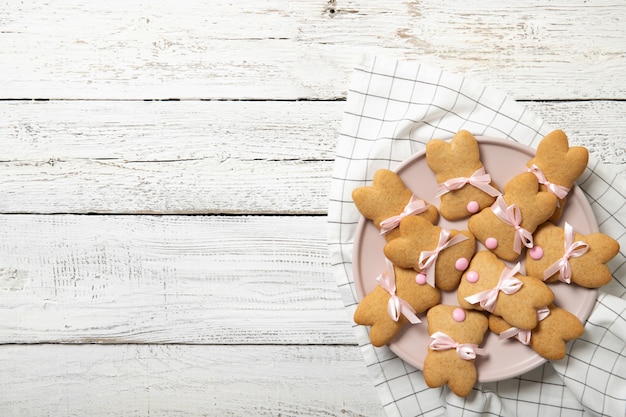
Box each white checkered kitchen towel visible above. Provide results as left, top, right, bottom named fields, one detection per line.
left=328, top=55, right=626, bottom=417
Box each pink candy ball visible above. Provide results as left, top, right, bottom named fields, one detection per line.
left=529, top=246, right=544, bottom=260
left=485, top=237, right=498, bottom=250
left=466, top=201, right=480, bottom=213
left=466, top=271, right=479, bottom=283
left=455, top=257, right=469, bottom=271
left=415, top=273, right=427, bottom=285
left=452, top=308, right=466, bottom=322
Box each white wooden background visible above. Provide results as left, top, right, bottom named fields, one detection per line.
left=0, top=1, right=624, bottom=416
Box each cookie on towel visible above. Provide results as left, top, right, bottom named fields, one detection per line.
left=383, top=215, right=475, bottom=291
left=354, top=259, right=440, bottom=347
left=525, top=222, right=620, bottom=288
left=424, top=304, right=488, bottom=397
left=457, top=251, right=554, bottom=330
left=526, top=130, right=589, bottom=221
left=468, top=172, right=558, bottom=261
left=489, top=304, right=584, bottom=360
left=352, top=169, right=439, bottom=240
left=426, top=130, right=501, bottom=220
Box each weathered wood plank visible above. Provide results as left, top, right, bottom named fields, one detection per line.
left=525, top=101, right=626, bottom=171
left=0, top=100, right=623, bottom=214
left=0, top=99, right=336, bottom=214
left=1, top=0, right=624, bottom=100
left=0, top=157, right=333, bottom=214
left=0, top=344, right=385, bottom=417
left=0, top=215, right=356, bottom=345
left=1, top=100, right=339, bottom=162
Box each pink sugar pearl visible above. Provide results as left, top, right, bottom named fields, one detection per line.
left=466, top=271, right=479, bottom=283
left=415, top=273, right=427, bottom=285
left=466, top=201, right=480, bottom=213
left=452, top=308, right=466, bottom=322
left=529, top=246, right=544, bottom=260
left=485, top=237, right=498, bottom=250
left=455, top=257, right=469, bottom=271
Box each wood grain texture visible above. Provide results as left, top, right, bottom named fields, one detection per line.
left=1, top=0, right=625, bottom=100
left=0, top=344, right=385, bottom=417
left=1, top=2, right=625, bottom=415
left=0, top=100, right=623, bottom=214
left=525, top=101, right=626, bottom=171
left=0, top=215, right=357, bottom=344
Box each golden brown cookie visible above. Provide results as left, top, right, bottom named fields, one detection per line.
left=525, top=222, right=620, bottom=288
left=352, top=169, right=439, bottom=240
left=426, top=130, right=501, bottom=220
left=468, top=172, right=557, bottom=261
left=424, top=304, right=489, bottom=397
left=354, top=260, right=440, bottom=347
left=526, top=130, right=589, bottom=221
left=489, top=304, right=584, bottom=360
left=457, top=251, right=554, bottom=330
left=383, top=216, right=476, bottom=291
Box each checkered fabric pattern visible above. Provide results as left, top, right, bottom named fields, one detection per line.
left=327, top=55, right=625, bottom=417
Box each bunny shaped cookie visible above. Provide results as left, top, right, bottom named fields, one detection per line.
left=424, top=304, right=488, bottom=397
left=468, top=172, right=557, bottom=261
left=526, top=130, right=588, bottom=221
left=384, top=216, right=475, bottom=291
left=352, top=169, right=439, bottom=240
left=457, top=251, right=554, bottom=330
left=426, top=130, right=500, bottom=220
left=489, top=303, right=584, bottom=360
left=525, top=222, right=619, bottom=288
left=354, top=259, right=440, bottom=347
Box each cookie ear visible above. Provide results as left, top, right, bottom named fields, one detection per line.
left=425, top=138, right=451, bottom=170
left=530, top=306, right=584, bottom=360
left=373, top=168, right=406, bottom=189
left=563, top=146, right=589, bottom=180
left=503, top=171, right=539, bottom=194
left=383, top=216, right=438, bottom=268
left=536, top=130, right=570, bottom=157
left=351, top=186, right=380, bottom=215
left=504, top=172, right=558, bottom=210
left=351, top=169, right=412, bottom=222
left=533, top=130, right=589, bottom=186
left=450, top=130, right=480, bottom=161
left=586, top=233, right=620, bottom=263
left=354, top=286, right=405, bottom=347
left=426, top=130, right=481, bottom=177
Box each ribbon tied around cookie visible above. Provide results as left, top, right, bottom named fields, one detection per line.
left=418, top=229, right=468, bottom=288
left=527, top=164, right=571, bottom=200
left=435, top=167, right=501, bottom=198
left=376, top=258, right=421, bottom=324
left=464, top=262, right=523, bottom=313
left=542, top=222, right=589, bottom=284
left=379, top=195, right=429, bottom=235
left=491, top=195, right=534, bottom=254
left=498, top=306, right=550, bottom=345
left=429, top=331, right=487, bottom=360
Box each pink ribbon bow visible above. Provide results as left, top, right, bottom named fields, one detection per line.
left=527, top=164, right=571, bottom=200
left=429, top=331, right=487, bottom=360
left=464, top=262, right=523, bottom=313
left=379, top=195, right=429, bottom=235
left=376, top=258, right=421, bottom=324
left=491, top=195, right=534, bottom=254
left=435, top=167, right=501, bottom=198
left=498, top=306, right=550, bottom=345
left=418, top=229, right=468, bottom=288
left=543, top=222, right=589, bottom=284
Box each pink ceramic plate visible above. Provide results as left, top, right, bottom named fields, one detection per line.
left=352, top=137, right=598, bottom=382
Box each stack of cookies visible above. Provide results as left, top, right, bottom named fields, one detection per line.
left=352, top=130, right=620, bottom=397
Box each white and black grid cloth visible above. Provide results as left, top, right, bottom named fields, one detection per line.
left=328, top=55, right=625, bottom=417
